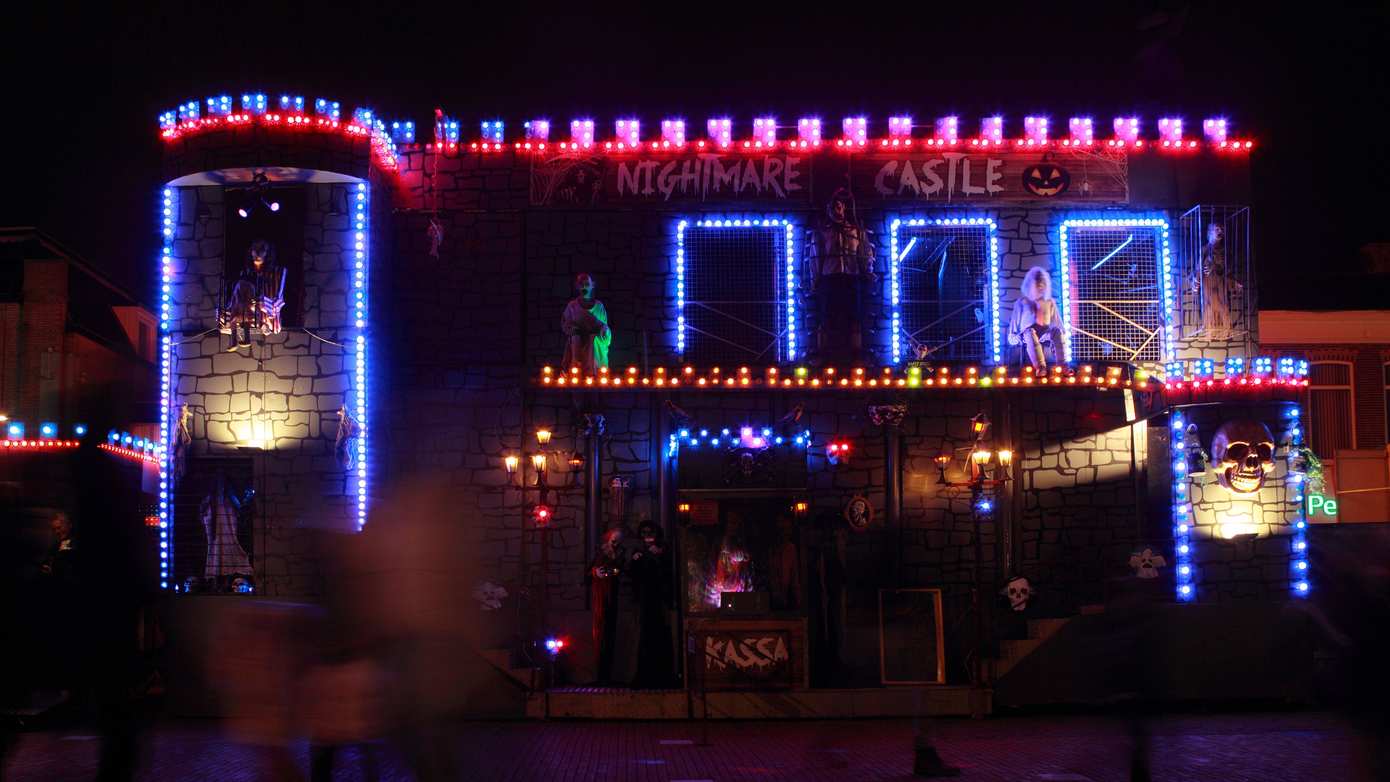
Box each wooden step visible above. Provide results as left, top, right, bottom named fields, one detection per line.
left=526, top=685, right=983, bottom=720
left=992, top=615, right=1077, bottom=680
left=477, top=647, right=539, bottom=690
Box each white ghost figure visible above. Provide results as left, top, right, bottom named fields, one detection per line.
left=1128, top=548, right=1167, bottom=579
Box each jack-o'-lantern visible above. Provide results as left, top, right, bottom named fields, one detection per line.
left=1022, top=164, right=1070, bottom=197
left=1210, top=419, right=1276, bottom=494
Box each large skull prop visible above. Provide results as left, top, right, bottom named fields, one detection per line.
left=1002, top=576, right=1032, bottom=612
left=1210, top=420, right=1276, bottom=494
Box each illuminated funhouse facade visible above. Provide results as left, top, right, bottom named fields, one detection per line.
left=157, top=98, right=1311, bottom=707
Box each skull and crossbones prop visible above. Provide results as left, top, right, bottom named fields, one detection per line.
left=1002, top=576, right=1032, bottom=612
left=1210, top=420, right=1276, bottom=494
left=1128, top=547, right=1167, bottom=579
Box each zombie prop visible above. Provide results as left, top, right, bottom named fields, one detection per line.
left=1210, top=419, right=1276, bottom=494
left=589, top=527, right=626, bottom=684
left=807, top=189, right=875, bottom=364
left=200, top=471, right=253, bottom=582
left=1192, top=222, right=1239, bottom=339
left=561, top=273, right=611, bottom=374
left=1128, top=548, right=1167, bottom=579
left=630, top=521, right=675, bottom=688
left=1182, top=423, right=1208, bottom=476
left=1007, top=266, right=1064, bottom=371
left=221, top=239, right=287, bottom=350
left=1002, top=576, right=1032, bottom=612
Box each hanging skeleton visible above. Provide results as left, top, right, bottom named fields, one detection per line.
left=335, top=405, right=360, bottom=470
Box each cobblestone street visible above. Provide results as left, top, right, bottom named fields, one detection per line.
left=4, top=710, right=1376, bottom=781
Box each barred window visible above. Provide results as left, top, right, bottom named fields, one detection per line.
left=677, top=218, right=797, bottom=366
left=1059, top=220, right=1170, bottom=364
left=890, top=219, right=997, bottom=364
left=1309, top=361, right=1355, bottom=459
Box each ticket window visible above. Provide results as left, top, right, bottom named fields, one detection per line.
left=680, top=497, right=804, bottom=615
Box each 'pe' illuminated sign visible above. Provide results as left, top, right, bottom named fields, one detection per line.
left=1306, top=493, right=1338, bottom=518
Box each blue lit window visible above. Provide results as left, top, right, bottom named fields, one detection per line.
left=1058, top=218, right=1172, bottom=364
left=889, top=218, right=1000, bottom=364
left=676, top=218, right=797, bottom=365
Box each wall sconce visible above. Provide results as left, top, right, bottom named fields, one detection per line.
left=536, top=428, right=553, bottom=446
left=934, top=453, right=952, bottom=482
left=970, top=449, right=993, bottom=479
left=793, top=501, right=809, bottom=519
left=504, top=455, right=520, bottom=475
left=971, top=413, right=991, bottom=440
left=997, top=449, right=1013, bottom=470
left=567, top=452, right=585, bottom=470
left=677, top=502, right=692, bottom=519
left=530, top=453, right=548, bottom=473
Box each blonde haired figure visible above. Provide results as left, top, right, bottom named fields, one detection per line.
left=1008, top=266, right=1064, bottom=371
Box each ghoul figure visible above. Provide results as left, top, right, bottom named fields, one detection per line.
left=222, top=239, right=287, bottom=351
left=561, top=273, right=611, bottom=374
left=806, top=188, right=875, bottom=364
left=589, top=527, right=626, bottom=684
left=1007, top=266, right=1064, bottom=371
left=1192, top=221, right=1240, bottom=340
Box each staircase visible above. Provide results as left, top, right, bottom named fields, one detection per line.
left=476, top=647, right=541, bottom=691
left=991, top=616, right=1075, bottom=681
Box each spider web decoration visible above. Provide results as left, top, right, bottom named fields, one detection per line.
left=679, top=219, right=795, bottom=366
left=892, top=220, right=993, bottom=363
left=1061, top=221, right=1169, bottom=364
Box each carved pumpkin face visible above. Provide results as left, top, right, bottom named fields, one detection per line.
left=1022, top=164, right=1070, bottom=197
left=1211, top=420, right=1276, bottom=494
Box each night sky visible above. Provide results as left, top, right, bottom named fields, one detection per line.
left=6, top=4, right=1386, bottom=308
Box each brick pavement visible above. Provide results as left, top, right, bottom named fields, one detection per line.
left=2, top=711, right=1374, bottom=781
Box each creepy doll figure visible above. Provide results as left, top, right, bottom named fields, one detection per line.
left=1007, top=266, right=1064, bottom=371
left=561, top=273, right=611, bottom=374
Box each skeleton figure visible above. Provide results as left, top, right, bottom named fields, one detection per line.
left=807, top=189, right=875, bottom=363
left=1128, top=547, right=1167, bottom=579
left=1193, top=222, right=1240, bottom=340
left=1002, top=576, right=1032, bottom=612
left=222, top=239, right=287, bottom=350
left=1007, top=267, right=1064, bottom=371
left=560, top=273, right=610, bottom=374
left=1210, top=419, right=1276, bottom=494
left=1182, top=423, right=1208, bottom=476
left=472, top=580, right=508, bottom=611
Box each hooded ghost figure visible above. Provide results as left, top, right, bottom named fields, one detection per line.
left=561, top=273, right=610, bottom=374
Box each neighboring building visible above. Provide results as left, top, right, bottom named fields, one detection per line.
left=1260, top=306, right=1390, bottom=522
left=0, top=227, right=158, bottom=427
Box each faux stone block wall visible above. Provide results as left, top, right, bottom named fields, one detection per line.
left=169, top=183, right=359, bottom=595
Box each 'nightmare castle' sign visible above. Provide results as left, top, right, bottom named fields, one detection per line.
left=530, top=149, right=1127, bottom=206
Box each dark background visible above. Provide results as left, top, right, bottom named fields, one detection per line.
left=4, top=3, right=1385, bottom=308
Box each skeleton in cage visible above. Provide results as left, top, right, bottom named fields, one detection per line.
left=806, top=188, right=875, bottom=364
left=221, top=239, right=287, bottom=351
left=1192, top=221, right=1240, bottom=340
left=1007, top=266, right=1064, bottom=371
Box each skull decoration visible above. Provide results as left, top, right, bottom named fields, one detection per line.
left=1128, top=547, right=1167, bottom=579
left=1002, top=576, right=1032, bottom=612
left=1210, top=420, right=1276, bottom=494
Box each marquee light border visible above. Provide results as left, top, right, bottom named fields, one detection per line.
left=539, top=363, right=1144, bottom=390
left=157, top=187, right=175, bottom=590
left=889, top=217, right=1001, bottom=365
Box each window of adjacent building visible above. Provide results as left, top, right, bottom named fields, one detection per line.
left=677, top=219, right=797, bottom=366
left=1059, top=222, right=1168, bottom=364
left=1384, top=362, right=1390, bottom=446
left=1309, top=361, right=1356, bottom=459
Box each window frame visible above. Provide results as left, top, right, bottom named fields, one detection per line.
left=1308, top=359, right=1357, bottom=457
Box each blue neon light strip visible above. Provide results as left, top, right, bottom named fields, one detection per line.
left=1171, top=408, right=1194, bottom=601
left=1287, top=404, right=1310, bottom=597
left=353, top=182, right=369, bottom=530
left=668, top=426, right=813, bottom=456
left=158, top=187, right=176, bottom=589
left=888, top=217, right=1000, bottom=365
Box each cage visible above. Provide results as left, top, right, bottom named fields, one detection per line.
left=1177, top=205, right=1254, bottom=350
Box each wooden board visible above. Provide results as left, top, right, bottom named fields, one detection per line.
left=879, top=588, right=946, bottom=685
